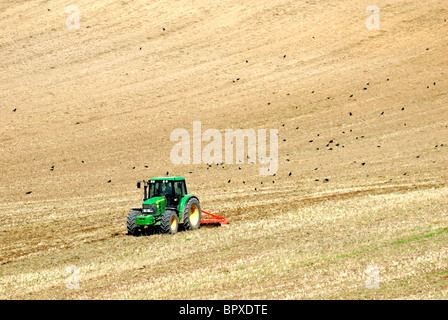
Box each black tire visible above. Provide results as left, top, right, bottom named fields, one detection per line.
left=183, top=197, right=201, bottom=230
left=160, top=209, right=179, bottom=234
left=127, top=210, right=140, bottom=236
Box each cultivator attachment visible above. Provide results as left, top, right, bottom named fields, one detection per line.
left=200, top=210, right=229, bottom=226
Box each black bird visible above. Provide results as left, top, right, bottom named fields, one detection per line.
left=12, top=108, right=16, bottom=112
left=324, top=178, right=329, bottom=182
left=82, top=160, right=85, bottom=163
left=381, top=111, right=384, bottom=115
left=166, top=171, right=169, bottom=175
left=349, top=94, right=353, bottom=98
left=401, top=107, right=405, bottom=111
left=361, top=162, right=366, bottom=166
left=283, top=55, right=286, bottom=58
left=228, top=180, right=231, bottom=183
left=289, top=172, right=292, bottom=176
left=26, top=191, right=32, bottom=194
left=349, top=112, right=352, bottom=116
left=107, top=180, right=111, bottom=183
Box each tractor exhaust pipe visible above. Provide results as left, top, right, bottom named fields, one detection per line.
left=137, top=180, right=148, bottom=201
left=143, top=181, right=148, bottom=201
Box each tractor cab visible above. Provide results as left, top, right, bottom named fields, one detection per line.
left=137, top=177, right=187, bottom=209
left=147, top=178, right=187, bottom=208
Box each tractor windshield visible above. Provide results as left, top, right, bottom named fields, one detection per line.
left=148, top=180, right=187, bottom=207
left=149, top=180, right=174, bottom=198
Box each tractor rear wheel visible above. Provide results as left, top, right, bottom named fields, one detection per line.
left=161, top=209, right=179, bottom=234
left=127, top=210, right=140, bottom=236
left=183, top=198, right=201, bottom=230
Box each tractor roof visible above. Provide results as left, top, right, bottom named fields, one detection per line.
left=148, top=177, right=185, bottom=181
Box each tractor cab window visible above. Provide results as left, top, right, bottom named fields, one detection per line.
left=174, top=181, right=187, bottom=198
left=149, top=180, right=173, bottom=198
left=148, top=180, right=186, bottom=207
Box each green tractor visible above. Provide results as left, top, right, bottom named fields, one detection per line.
left=127, top=177, right=201, bottom=235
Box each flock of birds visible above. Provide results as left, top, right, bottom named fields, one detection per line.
left=12, top=43, right=444, bottom=195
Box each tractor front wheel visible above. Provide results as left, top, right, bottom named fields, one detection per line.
left=161, top=210, right=179, bottom=234
left=127, top=210, right=140, bottom=236
left=183, top=198, right=201, bottom=230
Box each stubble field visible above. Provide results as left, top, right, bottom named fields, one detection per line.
left=0, top=0, right=447, bottom=299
